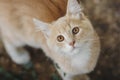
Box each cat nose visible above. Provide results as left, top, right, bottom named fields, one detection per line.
left=69, top=40, right=75, bottom=47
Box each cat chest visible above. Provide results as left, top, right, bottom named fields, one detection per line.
left=56, top=51, right=91, bottom=75
left=72, top=53, right=91, bottom=69
left=70, top=53, right=91, bottom=74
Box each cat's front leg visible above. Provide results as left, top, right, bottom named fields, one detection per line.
left=54, top=63, right=90, bottom=80
left=62, top=74, right=90, bottom=80
left=2, top=38, right=30, bottom=64
left=54, top=63, right=73, bottom=80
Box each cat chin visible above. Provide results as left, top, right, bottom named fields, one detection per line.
left=69, top=48, right=81, bottom=56
left=60, top=47, right=81, bottom=56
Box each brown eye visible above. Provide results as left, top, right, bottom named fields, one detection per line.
left=72, top=27, right=79, bottom=34
left=57, top=35, right=64, bottom=42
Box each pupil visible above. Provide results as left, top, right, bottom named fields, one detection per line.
left=60, top=37, right=62, bottom=39
left=75, top=29, right=77, bottom=32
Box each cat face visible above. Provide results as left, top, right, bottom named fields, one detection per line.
left=48, top=16, right=94, bottom=55
left=34, top=0, right=94, bottom=55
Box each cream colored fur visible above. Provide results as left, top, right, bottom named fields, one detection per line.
left=0, top=0, right=100, bottom=80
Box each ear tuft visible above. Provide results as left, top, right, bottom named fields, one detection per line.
left=67, top=0, right=83, bottom=15
left=33, top=18, right=48, bottom=31
left=33, top=18, right=51, bottom=37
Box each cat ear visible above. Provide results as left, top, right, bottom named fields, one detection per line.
left=66, top=0, right=83, bottom=18
left=33, top=18, right=51, bottom=38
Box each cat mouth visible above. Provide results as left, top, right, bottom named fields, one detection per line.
left=72, top=46, right=79, bottom=49
left=71, top=47, right=77, bottom=51
left=71, top=47, right=80, bottom=52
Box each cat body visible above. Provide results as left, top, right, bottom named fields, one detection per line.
left=0, top=0, right=100, bottom=80
left=0, top=0, right=67, bottom=63
left=0, top=0, right=67, bottom=48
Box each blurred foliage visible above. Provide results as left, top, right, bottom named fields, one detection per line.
left=0, top=64, right=60, bottom=80
left=0, top=65, right=38, bottom=80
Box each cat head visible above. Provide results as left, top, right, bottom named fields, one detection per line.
left=33, top=0, right=94, bottom=55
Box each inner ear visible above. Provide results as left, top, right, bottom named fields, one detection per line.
left=66, top=0, right=83, bottom=18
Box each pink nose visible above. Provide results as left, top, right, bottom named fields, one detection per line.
left=69, top=40, right=75, bottom=47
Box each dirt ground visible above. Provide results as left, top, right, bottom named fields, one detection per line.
left=0, top=0, right=120, bottom=80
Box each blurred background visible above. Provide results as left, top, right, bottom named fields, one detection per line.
left=0, top=0, right=120, bottom=80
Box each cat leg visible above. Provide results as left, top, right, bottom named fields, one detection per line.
left=54, top=63, right=90, bottom=80
left=61, top=72, right=90, bottom=80
left=54, top=63, right=73, bottom=80
left=57, top=69, right=72, bottom=80
left=2, top=39, right=30, bottom=64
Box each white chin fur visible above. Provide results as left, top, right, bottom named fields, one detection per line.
left=60, top=44, right=81, bottom=56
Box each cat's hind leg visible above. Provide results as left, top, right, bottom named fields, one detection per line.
left=2, top=38, right=30, bottom=64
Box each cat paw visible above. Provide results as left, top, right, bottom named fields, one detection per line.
left=11, top=51, right=30, bottom=64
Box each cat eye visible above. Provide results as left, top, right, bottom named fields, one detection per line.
left=57, top=35, right=64, bottom=42
left=72, top=27, right=79, bottom=34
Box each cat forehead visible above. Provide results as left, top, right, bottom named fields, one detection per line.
left=51, top=17, right=81, bottom=31
left=53, top=17, right=68, bottom=27
left=51, top=18, right=69, bottom=32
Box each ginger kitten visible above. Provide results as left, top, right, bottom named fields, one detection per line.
left=0, top=0, right=100, bottom=80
